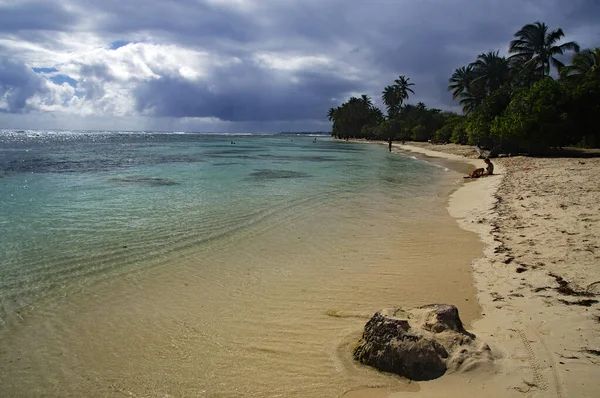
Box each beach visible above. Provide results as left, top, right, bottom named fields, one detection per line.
left=0, top=133, right=484, bottom=397
left=386, top=142, right=600, bottom=398
left=2, top=132, right=598, bottom=397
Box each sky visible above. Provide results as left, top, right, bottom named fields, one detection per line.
left=0, top=0, right=598, bottom=132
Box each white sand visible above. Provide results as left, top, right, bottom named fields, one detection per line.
left=383, top=143, right=600, bottom=397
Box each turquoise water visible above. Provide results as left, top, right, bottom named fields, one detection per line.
left=0, top=130, right=479, bottom=397
left=0, top=130, right=441, bottom=329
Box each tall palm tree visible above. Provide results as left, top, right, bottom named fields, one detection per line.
left=509, top=21, right=580, bottom=78
left=471, top=51, right=511, bottom=94
left=393, top=75, right=415, bottom=104
left=560, top=47, right=600, bottom=79
left=382, top=85, right=399, bottom=118
left=448, top=65, right=475, bottom=100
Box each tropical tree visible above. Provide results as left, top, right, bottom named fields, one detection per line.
left=465, top=86, right=513, bottom=147
left=393, top=75, right=415, bottom=105
left=328, top=95, right=385, bottom=139
left=509, top=21, right=580, bottom=79
left=327, top=107, right=337, bottom=121
left=458, top=88, right=485, bottom=115
left=449, top=53, right=510, bottom=115
left=491, top=79, right=571, bottom=153
left=381, top=85, right=400, bottom=118
left=449, top=64, right=486, bottom=114
left=560, top=47, right=600, bottom=79
left=360, top=94, right=373, bottom=108
left=448, top=65, right=475, bottom=100
left=471, top=51, right=511, bottom=94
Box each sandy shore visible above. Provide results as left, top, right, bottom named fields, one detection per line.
left=384, top=142, right=600, bottom=397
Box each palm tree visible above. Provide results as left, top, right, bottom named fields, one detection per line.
left=382, top=85, right=400, bottom=118
left=393, top=75, right=415, bottom=104
left=509, top=21, right=580, bottom=78
left=448, top=65, right=475, bottom=100
left=360, top=94, right=373, bottom=108
left=458, top=91, right=482, bottom=115
left=471, top=51, right=511, bottom=94
left=327, top=107, right=337, bottom=122
left=369, top=107, right=385, bottom=124
left=560, top=47, right=600, bottom=79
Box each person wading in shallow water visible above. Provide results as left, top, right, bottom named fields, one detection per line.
left=388, top=137, right=392, bottom=152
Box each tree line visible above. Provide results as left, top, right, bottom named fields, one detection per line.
left=327, top=21, right=600, bottom=153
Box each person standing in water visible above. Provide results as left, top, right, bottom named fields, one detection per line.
left=388, top=137, right=392, bottom=152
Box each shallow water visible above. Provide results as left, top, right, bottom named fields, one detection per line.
left=0, top=131, right=481, bottom=397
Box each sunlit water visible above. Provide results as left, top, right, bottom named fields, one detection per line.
left=0, top=130, right=481, bottom=397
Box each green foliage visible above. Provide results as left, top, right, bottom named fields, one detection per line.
left=491, top=79, right=570, bottom=153
left=564, top=75, right=600, bottom=147
left=326, top=22, right=597, bottom=152
left=434, top=123, right=453, bottom=143
left=464, top=86, right=513, bottom=146
left=435, top=116, right=464, bottom=143
left=370, top=119, right=401, bottom=140
left=560, top=48, right=600, bottom=81
left=411, top=125, right=428, bottom=141
left=329, top=95, right=383, bottom=139
left=450, top=122, right=468, bottom=145
left=441, top=21, right=599, bottom=152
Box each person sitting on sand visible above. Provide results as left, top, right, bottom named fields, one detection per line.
left=466, top=158, right=494, bottom=178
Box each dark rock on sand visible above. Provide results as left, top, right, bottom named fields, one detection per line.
left=353, top=304, right=492, bottom=381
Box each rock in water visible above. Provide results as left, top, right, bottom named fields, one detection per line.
left=353, top=304, right=492, bottom=381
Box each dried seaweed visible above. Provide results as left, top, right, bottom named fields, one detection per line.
left=549, top=273, right=595, bottom=297
left=558, top=299, right=598, bottom=307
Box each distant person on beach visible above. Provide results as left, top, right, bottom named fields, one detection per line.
left=466, top=158, right=494, bottom=178
left=388, top=137, right=392, bottom=152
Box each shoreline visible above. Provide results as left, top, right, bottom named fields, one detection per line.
left=390, top=142, right=600, bottom=397
left=0, top=138, right=486, bottom=397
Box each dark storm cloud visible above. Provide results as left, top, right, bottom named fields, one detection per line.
left=0, top=57, right=47, bottom=113
left=0, top=2, right=73, bottom=32
left=134, top=58, right=366, bottom=121
left=558, top=0, right=600, bottom=27
left=0, top=0, right=598, bottom=126
left=74, top=0, right=259, bottom=46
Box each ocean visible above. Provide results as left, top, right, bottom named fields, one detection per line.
left=0, top=130, right=481, bottom=397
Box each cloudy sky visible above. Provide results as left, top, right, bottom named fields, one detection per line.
left=0, top=0, right=598, bottom=132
